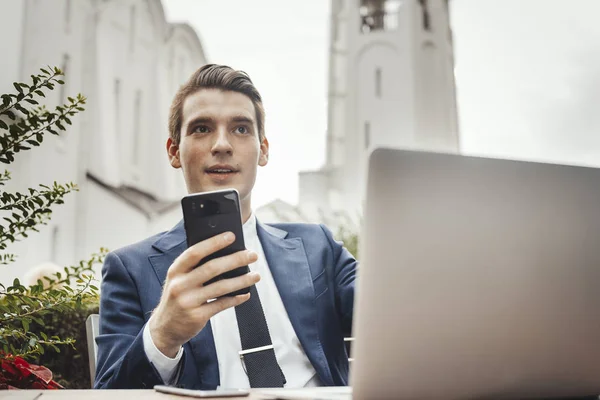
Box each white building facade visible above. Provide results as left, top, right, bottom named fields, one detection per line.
left=298, top=0, right=460, bottom=220
left=0, top=0, right=206, bottom=282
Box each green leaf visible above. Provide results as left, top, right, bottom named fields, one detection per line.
left=13, top=82, right=23, bottom=94
left=14, top=104, right=29, bottom=115
left=21, top=319, right=29, bottom=333
left=24, top=98, right=39, bottom=105
left=0, top=120, right=7, bottom=129
left=5, top=111, right=15, bottom=120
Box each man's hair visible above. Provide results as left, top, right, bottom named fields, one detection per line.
left=168, top=64, right=265, bottom=144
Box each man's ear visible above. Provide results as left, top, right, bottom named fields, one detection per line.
left=258, top=136, right=269, bottom=167
left=166, top=137, right=181, bottom=169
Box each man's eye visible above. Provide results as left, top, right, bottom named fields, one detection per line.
left=193, top=126, right=210, bottom=133
left=235, top=126, right=248, bottom=134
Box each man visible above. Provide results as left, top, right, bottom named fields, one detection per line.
left=94, top=64, right=357, bottom=390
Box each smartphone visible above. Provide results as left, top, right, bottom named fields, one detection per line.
left=154, top=385, right=249, bottom=398
left=181, top=189, right=250, bottom=296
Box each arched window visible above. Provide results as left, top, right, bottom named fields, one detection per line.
left=360, top=0, right=402, bottom=33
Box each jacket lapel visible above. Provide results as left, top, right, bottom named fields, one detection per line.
left=148, top=220, right=220, bottom=388
left=257, top=222, right=334, bottom=386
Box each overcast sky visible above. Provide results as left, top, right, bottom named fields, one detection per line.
left=163, top=0, right=600, bottom=207
left=451, top=0, right=600, bottom=166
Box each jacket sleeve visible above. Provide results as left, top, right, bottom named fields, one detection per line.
left=320, top=224, right=357, bottom=337
left=94, top=251, right=167, bottom=389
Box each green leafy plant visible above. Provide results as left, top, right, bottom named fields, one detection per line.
left=29, top=302, right=99, bottom=388
left=0, top=67, right=85, bottom=255
left=336, top=226, right=359, bottom=259
left=0, top=253, right=104, bottom=358
left=0, top=66, right=104, bottom=389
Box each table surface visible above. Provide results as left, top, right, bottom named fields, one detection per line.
left=0, top=387, right=352, bottom=400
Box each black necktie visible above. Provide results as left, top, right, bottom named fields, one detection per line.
left=234, top=283, right=286, bottom=388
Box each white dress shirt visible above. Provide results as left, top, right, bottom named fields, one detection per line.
left=144, top=214, right=319, bottom=388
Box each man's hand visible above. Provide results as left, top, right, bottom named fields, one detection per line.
left=149, top=232, right=260, bottom=357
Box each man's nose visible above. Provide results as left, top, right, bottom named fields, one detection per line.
left=211, top=129, right=233, bottom=155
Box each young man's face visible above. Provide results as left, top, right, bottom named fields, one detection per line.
left=167, top=89, right=268, bottom=210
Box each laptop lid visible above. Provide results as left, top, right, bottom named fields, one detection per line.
left=351, top=148, right=600, bottom=399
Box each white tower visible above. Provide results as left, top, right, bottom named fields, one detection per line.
left=299, top=0, right=459, bottom=219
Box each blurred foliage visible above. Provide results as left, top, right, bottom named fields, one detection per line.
left=336, top=226, right=359, bottom=259
left=0, top=252, right=104, bottom=359
left=29, top=301, right=99, bottom=389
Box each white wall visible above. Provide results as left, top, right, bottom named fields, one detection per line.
left=80, top=182, right=150, bottom=275
left=0, top=0, right=25, bottom=94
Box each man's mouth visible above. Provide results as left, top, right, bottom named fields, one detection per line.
left=206, top=168, right=236, bottom=174
left=205, top=165, right=239, bottom=181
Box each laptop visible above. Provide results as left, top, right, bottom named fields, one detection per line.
left=350, top=148, right=600, bottom=399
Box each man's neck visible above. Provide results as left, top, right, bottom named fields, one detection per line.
left=240, top=199, right=252, bottom=224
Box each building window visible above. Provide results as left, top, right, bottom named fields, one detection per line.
left=364, top=121, right=371, bottom=149
left=132, top=90, right=142, bottom=166
left=51, top=226, right=59, bottom=261
left=56, top=54, right=70, bottom=152
left=332, top=18, right=339, bottom=42
left=375, top=68, right=382, bottom=98
left=65, top=0, right=72, bottom=34
left=360, top=0, right=402, bottom=33
left=419, top=0, right=431, bottom=32
left=129, top=5, right=136, bottom=53
left=114, top=79, right=121, bottom=138
left=59, top=54, right=70, bottom=104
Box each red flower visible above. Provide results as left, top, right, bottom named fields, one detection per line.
left=13, top=357, right=33, bottom=378
left=0, top=353, right=63, bottom=390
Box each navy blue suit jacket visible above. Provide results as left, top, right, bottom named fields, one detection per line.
left=94, top=220, right=357, bottom=389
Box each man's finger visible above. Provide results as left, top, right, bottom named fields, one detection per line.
left=196, top=271, right=261, bottom=304
left=188, top=249, right=258, bottom=286
left=201, top=293, right=251, bottom=318
left=168, top=232, right=235, bottom=278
